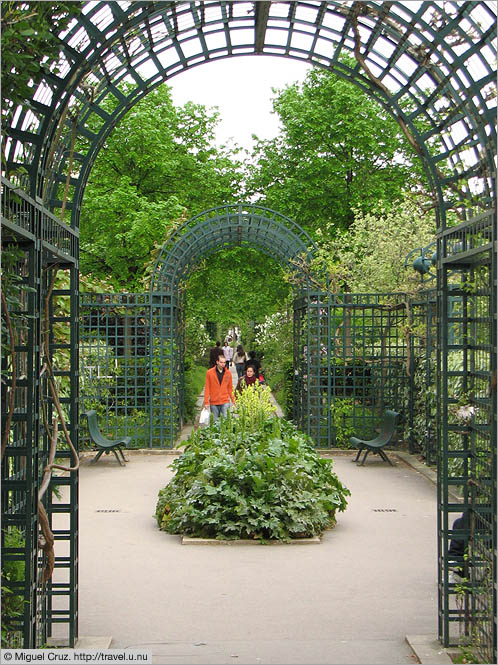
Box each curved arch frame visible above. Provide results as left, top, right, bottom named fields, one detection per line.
left=151, top=203, right=317, bottom=292
left=148, top=203, right=318, bottom=449
left=1, top=1, right=496, bottom=656
left=3, top=2, right=496, bottom=225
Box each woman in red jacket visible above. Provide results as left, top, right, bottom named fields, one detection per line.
left=203, top=355, right=235, bottom=420
left=235, top=365, right=259, bottom=395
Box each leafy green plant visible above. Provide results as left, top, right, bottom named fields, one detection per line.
left=330, top=398, right=356, bottom=449
left=452, top=646, right=479, bottom=664
left=233, top=382, right=277, bottom=431
left=1, top=526, right=25, bottom=647
left=183, top=365, right=207, bottom=423
left=253, top=302, right=294, bottom=411
left=156, top=403, right=350, bottom=541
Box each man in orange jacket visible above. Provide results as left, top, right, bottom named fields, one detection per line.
left=204, top=355, right=235, bottom=421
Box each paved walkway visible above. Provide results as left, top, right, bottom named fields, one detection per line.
left=71, top=453, right=438, bottom=664
left=55, top=374, right=441, bottom=664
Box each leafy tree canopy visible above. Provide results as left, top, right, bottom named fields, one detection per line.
left=245, top=64, right=428, bottom=236
left=1, top=1, right=81, bottom=130
left=309, top=195, right=435, bottom=294
left=185, top=247, right=291, bottom=334
left=80, top=85, right=244, bottom=290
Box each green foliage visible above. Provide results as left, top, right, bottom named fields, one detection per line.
left=403, top=349, right=437, bottom=459
left=156, top=412, right=350, bottom=540
left=1, top=244, right=33, bottom=377
left=452, top=646, right=479, bottom=664
left=272, top=360, right=294, bottom=418
left=183, top=365, right=207, bottom=423
left=233, top=382, right=277, bottom=430
left=311, top=196, right=435, bottom=293
left=80, top=85, right=243, bottom=290
left=253, top=304, right=294, bottom=413
left=185, top=247, right=291, bottom=335
left=1, top=526, right=25, bottom=647
left=1, top=2, right=81, bottom=134
left=330, top=399, right=356, bottom=449
left=184, top=315, right=211, bottom=365
left=245, top=64, right=428, bottom=236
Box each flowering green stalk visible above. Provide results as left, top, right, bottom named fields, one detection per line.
left=234, top=383, right=276, bottom=432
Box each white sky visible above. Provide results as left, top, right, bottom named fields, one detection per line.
left=168, top=55, right=311, bottom=152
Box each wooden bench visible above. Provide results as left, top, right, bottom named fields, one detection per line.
left=84, top=410, right=131, bottom=466
left=350, top=409, right=401, bottom=466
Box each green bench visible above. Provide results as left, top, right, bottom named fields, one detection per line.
left=84, top=410, right=131, bottom=466
left=350, top=409, right=401, bottom=466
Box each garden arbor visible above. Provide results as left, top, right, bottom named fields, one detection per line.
left=80, top=204, right=318, bottom=447
left=1, top=1, right=496, bottom=660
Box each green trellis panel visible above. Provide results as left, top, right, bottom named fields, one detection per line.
left=409, top=290, right=438, bottom=463
left=80, top=293, right=154, bottom=447
left=293, top=291, right=409, bottom=448
left=437, top=210, right=496, bottom=661
left=1, top=177, right=79, bottom=648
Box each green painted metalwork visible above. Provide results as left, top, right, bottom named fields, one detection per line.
left=1, top=0, right=496, bottom=657
left=149, top=204, right=317, bottom=445
left=1, top=177, right=79, bottom=648
left=293, top=291, right=409, bottom=448
left=80, top=293, right=152, bottom=447
left=2, top=2, right=495, bottom=230
left=80, top=205, right=317, bottom=447
left=437, top=209, right=496, bottom=661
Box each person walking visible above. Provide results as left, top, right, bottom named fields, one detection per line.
left=204, top=355, right=235, bottom=420
left=209, top=341, right=224, bottom=368
left=235, top=365, right=259, bottom=395
left=222, top=340, right=233, bottom=367
left=233, top=344, right=249, bottom=379
left=245, top=350, right=261, bottom=375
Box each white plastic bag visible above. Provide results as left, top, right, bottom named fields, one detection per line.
left=199, top=406, right=210, bottom=426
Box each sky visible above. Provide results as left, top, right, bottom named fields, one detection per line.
left=168, top=55, right=311, bottom=152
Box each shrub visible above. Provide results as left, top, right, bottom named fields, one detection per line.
left=330, top=398, right=356, bottom=449
left=183, top=365, right=207, bottom=422
left=156, top=388, right=350, bottom=541
left=1, top=526, right=25, bottom=647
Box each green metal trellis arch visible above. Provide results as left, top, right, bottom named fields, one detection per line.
left=149, top=203, right=318, bottom=443
left=3, top=2, right=496, bottom=227
left=1, top=0, right=496, bottom=658
left=151, top=203, right=317, bottom=292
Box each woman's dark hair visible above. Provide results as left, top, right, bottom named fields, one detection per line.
left=248, top=350, right=256, bottom=359
left=237, top=344, right=244, bottom=355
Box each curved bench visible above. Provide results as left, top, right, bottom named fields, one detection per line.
left=84, top=410, right=131, bottom=466
left=350, top=409, right=401, bottom=466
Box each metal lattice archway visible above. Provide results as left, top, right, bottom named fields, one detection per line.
left=149, top=203, right=317, bottom=443
left=1, top=1, right=496, bottom=657
left=3, top=1, right=496, bottom=226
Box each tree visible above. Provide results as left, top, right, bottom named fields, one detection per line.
left=245, top=65, right=427, bottom=236
left=1, top=2, right=81, bottom=130
left=309, top=195, right=435, bottom=294
left=80, top=85, right=244, bottom=290
left=185, top=247, right=291, bottom=335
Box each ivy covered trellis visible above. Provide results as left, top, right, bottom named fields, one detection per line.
left=1, top=1, right=496, bottom=660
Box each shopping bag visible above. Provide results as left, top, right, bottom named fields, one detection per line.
left=199, top=406, right=210, bottom=426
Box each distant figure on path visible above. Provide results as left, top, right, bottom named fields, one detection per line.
left=245, top=350, right=261, bottom=375
left=209, top=341, right=224, bottom=368
left=204, top=355, right=235, bottom=421
left=222, top=341, right=233, bottom=367
left=233, top=344, right=249, bottom=378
